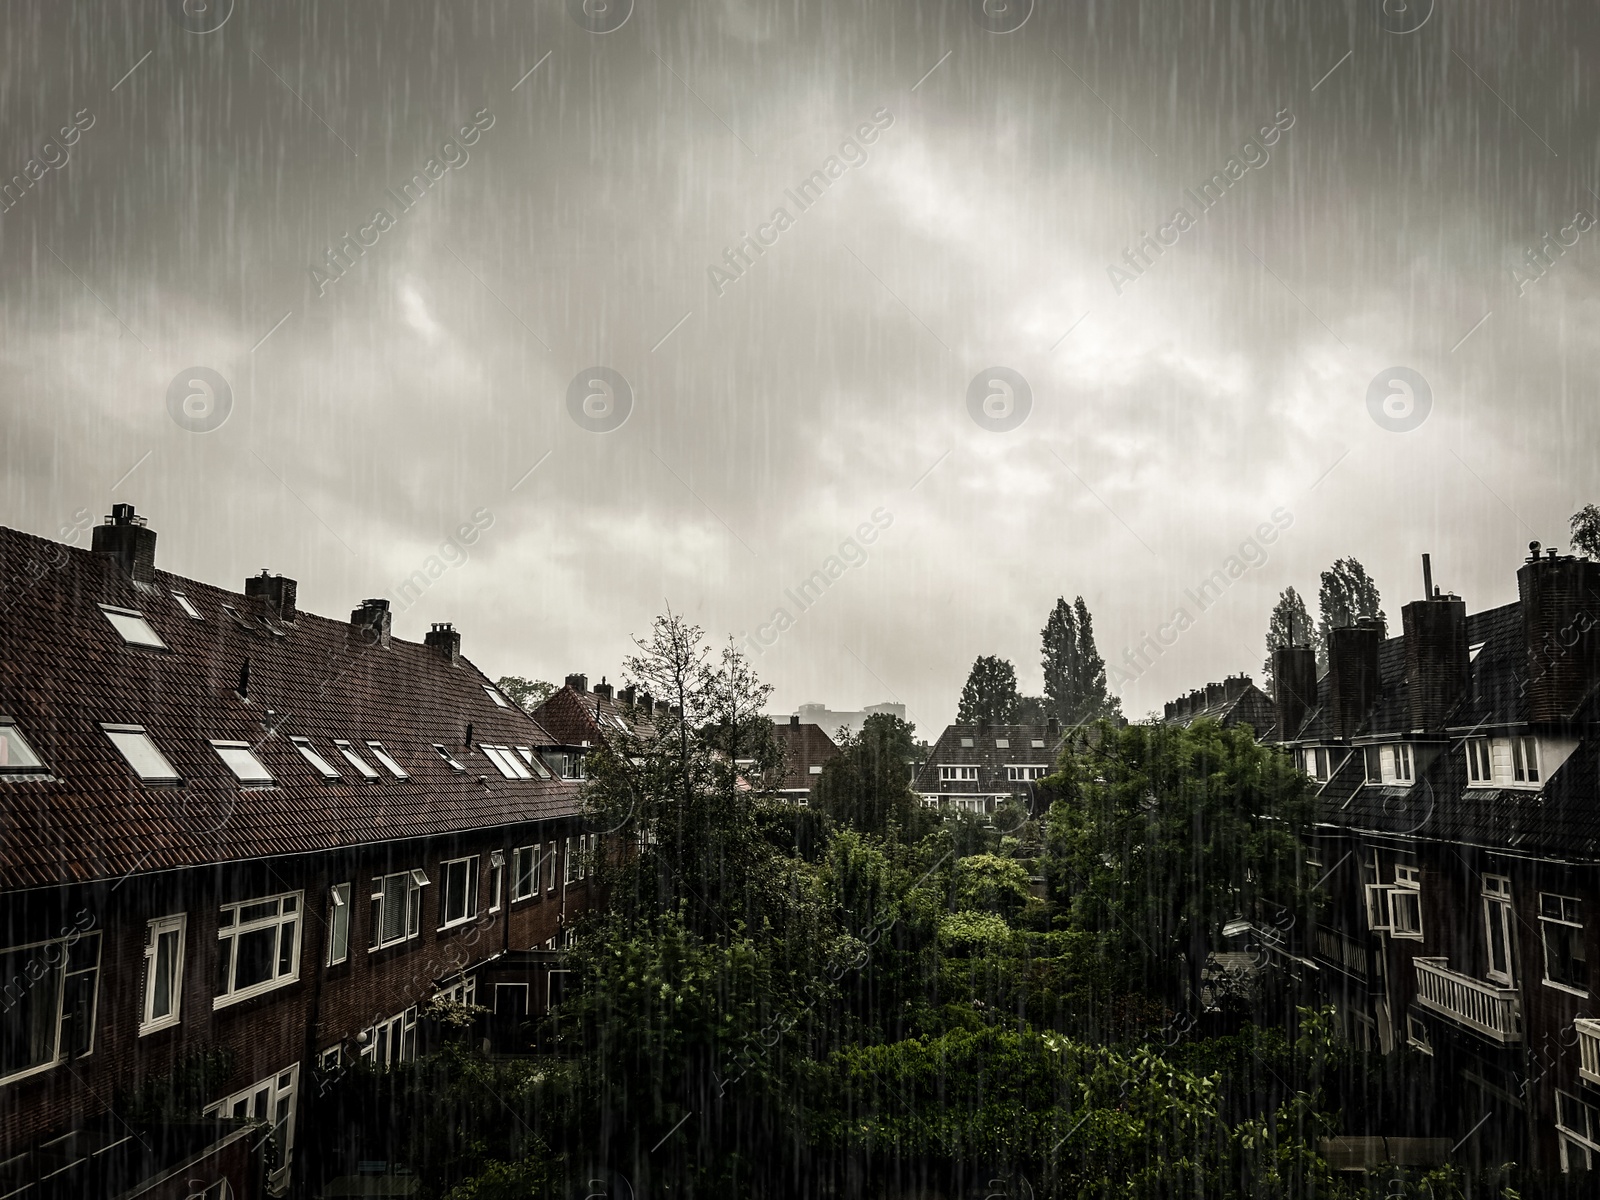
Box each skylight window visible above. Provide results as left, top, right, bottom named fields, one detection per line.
left=99, top=605, right=168, bottom=649
left=171, top=592, right=203, bottom=620
left=481, top=744, right=531, bottom=779
left=515, top=747, right=552, bottom=779
left=0, top=718, right=45, bottom=774
left=332, top=740, right=380, bottom=780
left=483, top=687, right=511, bottom=708
left=995, top=738, right=1010, bottom=749
left=211, top=741, right=274, bottom=785
left=1031, top=739, right=1045, bottom=748
left=290, top=737, right=341, bottom=780
left=432, top=744, right=466, bottom=773
left=102, top=724, right=181, bottom=785
left=366, top=742, right=410, bottom=779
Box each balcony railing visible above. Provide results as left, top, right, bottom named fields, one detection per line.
left=1413, top=957, right=1522, bottom=1043
left=1577, top=1018, right=1600, bottom=1087
left=1314, top=928, right=1370, bottom=977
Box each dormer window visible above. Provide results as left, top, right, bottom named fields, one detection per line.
left=211, top=741, right=274, bottom=785
left=99, top=605, right=167, bottom=649
left=102, top=724, right=181, bottom=785
left=0, top=718, right=45, bottom=775
left=290, top=737, right=341, bottom=780
left=1301, top=747, right=1331, bottom=783
left=332, top=740, right=380, bottom=780
left=1513, top=736, right=1541, bottom=784
left=171, top=593, right=203, bottom=620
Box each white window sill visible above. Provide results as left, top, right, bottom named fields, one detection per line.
left=1542, top=978, right=1589, bottom=999
left=138, top=1016, right=181, bottom=1037
left=438, top=915, right=479, bottom=932
left=1390, top=931, right=1425, bottom=941
left=368, top=936, right=418, bottom=954
left=213, top=974, right=296, bottom=1009
left=0, top=1055, right=64, bottom=1089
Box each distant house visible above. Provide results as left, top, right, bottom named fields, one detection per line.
left=529, top=674, right=662, bottom=781
left=0, top=504, right=602, bottom=1197
left=769, top=717, right=841, bottom=805
left=913, top=718, right=1065, bottom=814
left=1159, top=674, right=1276, bottom=733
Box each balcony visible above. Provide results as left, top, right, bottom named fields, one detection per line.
left=1577, top=1019, right=1600, bottom=1087
left=1314, top=927, right=1370, bottom=977
left=1413, top=958, right=1522, bottom=1043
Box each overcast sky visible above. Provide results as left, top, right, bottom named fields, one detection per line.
left=3, top=0, right=1598, bottom=732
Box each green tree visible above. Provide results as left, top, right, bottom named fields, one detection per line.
left=956, top=655, right=1021, bottom=724
left=497, top=675, right=556, bottom=713
left=1041, top=596, right=1121, bottom=725
left=1041, top=719, right=1312, bottom=1007
left=813, top=712, right=934, bottom=839
left=1318, top=557, right=1384, bottom=651
left=1571, top=503, right=1600, bottom=558
left=1262, top=585, right=1315, bottom=684
left=951, top=853, right=1031, bottom=922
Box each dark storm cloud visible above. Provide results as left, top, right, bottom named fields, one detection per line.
left=2, top=0, right=1598, bottom=728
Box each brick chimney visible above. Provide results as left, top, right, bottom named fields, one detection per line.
left=1518, top=542, right=1600, bottom=722
left=1046, top=714, right=1060, bottom=737
left=424, top=622, right=461, bottom=664
left=593, top=677, right=614, bottom=702
left=350, top=598, right=392, bottom=647
left=618, top=685, right=636, bottom=707
left=565, top=673, right=588, bottom=693
left=1224, top=674, right=1250, bottom=702
left=245, top=570, right=297, bottom=621
left=1164, top=701, right=1177, bottom=721
left=92, top=503, right=157, bottom=584
left=1204, top=681, right=1226, bottom=709
left=1273, top=645, right=1319, bottom=741
left=1326, top=619, right=1384, bottom=739
left=790, top=714, right=800, bottom=726
left=1402, top=556, right=1469, bottom=731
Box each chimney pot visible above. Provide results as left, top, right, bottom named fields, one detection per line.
left=92, top=504, right=157, bottom=584
left=790, top=714, right=800, bottom=726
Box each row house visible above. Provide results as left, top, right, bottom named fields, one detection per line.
left=1160, top=674, right=1274, bottom=731
left=914, top=719, right=1065, bottom=815
left=528, top=673, right=664, bottom=782
left=768, top=717, right=841, bottom=805
left=1259, top=545, right=1600, bottom=1175
left=0, top=507, right=603, bottom=1197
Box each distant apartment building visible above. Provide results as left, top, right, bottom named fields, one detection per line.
left=914, top=718, right=1065, bottom=814
left=793, top=701, right=904, bottom=740
left=0, top=506, right=603, bottom=1197
left=1164, top=544, right=1600, bottom=1175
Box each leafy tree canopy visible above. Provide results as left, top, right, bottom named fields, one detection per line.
left=957, top=654, right=1021, bottom=724
left=1571, top=503, right=1600, bottom=558
left=1262, top=586, right=1315, bottom=684
left=496, top=675, right=556, bottom=713
left=1042, top=596, right=1122, bottom=725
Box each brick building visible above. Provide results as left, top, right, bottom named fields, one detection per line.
left=914, top=720, right=1065, bottom=814
left=0, top=506, right=602, bottom=1196
left=1170, top=543, right=1600, bottom=1175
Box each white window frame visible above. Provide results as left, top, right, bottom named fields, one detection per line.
left=436, top=975, right=477, bottom=1007
left=332, top=740, right=380, bottom=780
left=546, top=840, right=560, bottom=892
left=958, top=737, right=974, bottom=748
left=994, top=738, right=1010, bottom=749
left=101, top=724, right=182, bottom=785
left=326, top=883, right=351, bottom=966
left=1005, top=765, right=1047, bottom=782
left=365, top=742, right=410, bottom=779
left=289, top=736, right=340, bottom=781
left=939, top=765, right=978, bottom=783
left=210, top=740, right=274, bottom=786
left=214, top=891, right=302, bottom=1008
left=438, top=856, right=480, bottom=930
left=1513, top=735, right=1541, bottom=785
left=0, top=930, right=102, bottom=1085
left=1556, top=1088, right=1600, bottom=1173
left=98, top=604, right=168, bottom=649
left=370, top=870, right=427, bottom=950
left=1393, top=743, right=1414, bottom=782
left=361, top=1007, right=418, bottom=1068
left=140, top=914, right=186, bottom=1035
left=488, top=851, right=504, bottom=913
left=1405, top=1011, right=1433, bottom=1055
left=481, top=744, right=531, bottom=779
left=563, top=837, right=576, bottom=887
left=483, top=686, right=511, bottom=708
left=171, top=592, right=203, bottom=620
left=1539, top=891, right=1588, bottom=996
left=1390, top=866, right=1423, bottom=940
left=515, top=747, right=552, bottom=779
left=205, top=1064, right=299, bottom=1184
left=1483, top=874, right=1515, bottom=986
left=512, top=845, right=538, bottom=901
left=0, top=717, right=47, bottom=775
left=1031, top=738, right=1045, bottom=749
left=1465, top=737, right=1492, bottom=786
left=432, top=743, right=466, bottom=772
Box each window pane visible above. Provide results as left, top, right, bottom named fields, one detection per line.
left=0, top=724, right=45, bottom=772
left=327, top=886, right=351, bottom=964
left=232, top=928, right=277, bottom=990
left=101, top=607, right=167, bottom=648
left=335, top=744, right=380, bottom=779
left=213, top=744, right=274, bottom=784
left=382, top=876, right=406, bottom=943
left=217, top=936, right=233, bottom=995
left=151, top=930, right=177, bottom=1019
left=277, top=921, right=296, bottom=976
left=292, top=739, right=341, bottom=780
left=0, top=946, right=61, bottom=1077
left=366, top=743, right=410, bottom=778
left=237, top=899, right=279, bottom=924
left=104, top=728, right=181, bottom=783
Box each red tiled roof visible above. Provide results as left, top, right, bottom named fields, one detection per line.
left=0, top=523, right=580, bottom=890
left=531, top=684, right=656, bottom=748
